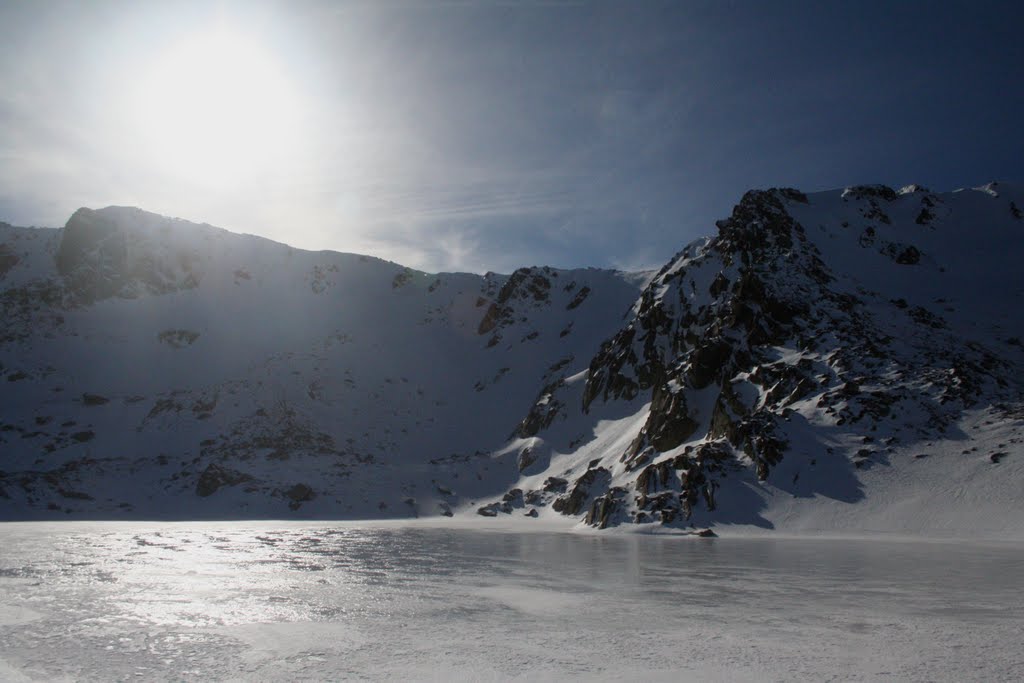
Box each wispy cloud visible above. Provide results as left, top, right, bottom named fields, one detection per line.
left=1, top=1, right=1022, bottom=273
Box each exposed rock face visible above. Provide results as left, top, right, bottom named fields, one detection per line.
left=552, top=467, right=609, bottom=516
left=515, top=379, right=565, bottom=439
left=477, top=266, right=556, bottom=344
left=521, top=185, right=1024, bottom=529
left=56, top=208, right=128, bottom=277
left=585, top=486, right=626, bottom=529
left=56, top=207, right=203, bottom=305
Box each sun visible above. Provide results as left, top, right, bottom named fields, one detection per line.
left=133, top=27, right=302, bottom=188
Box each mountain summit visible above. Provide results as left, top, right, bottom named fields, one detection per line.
left=2, top=183, right=1022, bottom=536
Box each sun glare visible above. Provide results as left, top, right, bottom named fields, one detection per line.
left=133, top=27, right=302, bottom=188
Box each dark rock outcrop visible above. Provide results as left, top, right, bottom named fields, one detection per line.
left=195, top=464, right=252, bottom=497
left=552, top=467, right=610, bottom=516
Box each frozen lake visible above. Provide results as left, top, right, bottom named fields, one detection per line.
left=1, top=523, right=1022, bottom=681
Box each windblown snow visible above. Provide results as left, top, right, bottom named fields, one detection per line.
left=1, top=183, right=1022, bottom=538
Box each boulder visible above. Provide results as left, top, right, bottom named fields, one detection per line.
left=542, top=477, right=568, bottom=493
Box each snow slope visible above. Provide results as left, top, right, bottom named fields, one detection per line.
left=0, top=207, right=649, bottom=519
left=1, top=184, right=1023, bottom=538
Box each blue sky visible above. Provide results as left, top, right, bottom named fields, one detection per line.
left=1, top=0, right=1021, bottom=273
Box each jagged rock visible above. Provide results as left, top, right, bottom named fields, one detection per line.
left=628, top=384, right=698, bottom=455
left=515, top=379, right=565, bottom=439
left=622, top=445, right=652, bottom=472
left=709, top=387, right=744, bottom=442
left=582, top=327, right=641, bottom=412
left=585, top=487, right=626, bottom=529
left=552, top=468, right=609, bottom=516
left=636, top=460, right=676, bottom=495
left=477, top=267, right=553, bottom=337
left=675, top=442, right=732, bottom=517
left=735, top=413, right=787, bottom=480
left=687, top=338, right=733, bottom=389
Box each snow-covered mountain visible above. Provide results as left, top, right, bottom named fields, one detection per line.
left=2, top=183, right=1023, bottom=537
left=0, top=206, right=650, bottom=520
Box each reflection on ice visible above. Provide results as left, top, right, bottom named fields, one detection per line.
left=0, top=523, right=1022, bottom=681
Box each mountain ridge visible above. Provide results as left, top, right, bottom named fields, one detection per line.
left=1, top=182, right=1022, bottom=537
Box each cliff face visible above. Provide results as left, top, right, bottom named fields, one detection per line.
left=1, top=183, right=1023, bottom=535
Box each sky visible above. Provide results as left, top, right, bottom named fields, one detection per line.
left=1, top=0, right=1022, bottom=274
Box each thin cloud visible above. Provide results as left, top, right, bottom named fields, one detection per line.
left=1, top=1, right=1022, bottom=274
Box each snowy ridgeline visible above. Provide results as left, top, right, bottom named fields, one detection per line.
left=0, top=183, right=1022, bottom=537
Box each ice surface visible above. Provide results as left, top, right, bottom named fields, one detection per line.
left=1, top=522, right=1022, bottom=681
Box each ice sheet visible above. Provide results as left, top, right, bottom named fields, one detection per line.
left=1, top=522, right=1022, bottom=681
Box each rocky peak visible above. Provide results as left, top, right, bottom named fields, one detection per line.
left=55, top=206, right=205, bottom=305
left=498, top=184, right=1024, bottom=530
left=56, top=208, right=127, bottom=276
